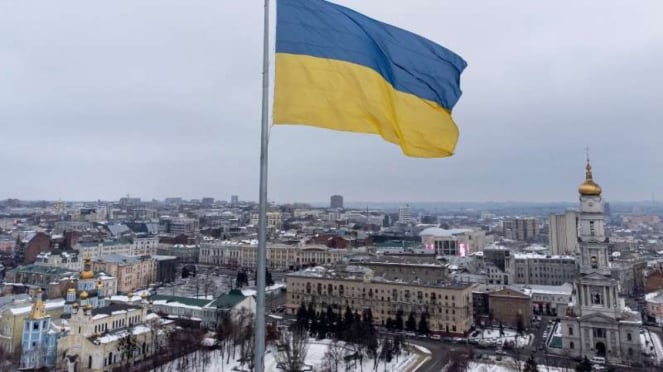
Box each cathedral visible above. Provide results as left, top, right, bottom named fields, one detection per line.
left=560, top=159, right=642, bottom=365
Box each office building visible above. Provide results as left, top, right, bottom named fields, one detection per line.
left=503, top=217, right=539, bottom=242
left=549, top=210, right=578, bottom=255
left=330, top=194, right=344, bottom=209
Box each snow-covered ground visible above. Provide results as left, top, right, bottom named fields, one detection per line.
left=641, top=329, right=663, bottom=363
left=469, top=360, right=567, bottom=372
left=241, top=283, right=287, bottom=297
left=152, top=338, right=420, bottom=372
left=469, top=328, right=533, bottom=348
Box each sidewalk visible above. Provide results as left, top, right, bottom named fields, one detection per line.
left=405, top=344, right=432, bottom=372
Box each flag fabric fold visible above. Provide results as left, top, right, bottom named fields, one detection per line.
left=274, top=0, right=467, bottom=158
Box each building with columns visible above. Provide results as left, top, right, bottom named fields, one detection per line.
left=559, top=160, right=642, bottom=365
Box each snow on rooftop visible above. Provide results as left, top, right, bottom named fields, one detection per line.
left=419, top=227, right=473, bottom=236
left=9, top=299, right=65, bottom=315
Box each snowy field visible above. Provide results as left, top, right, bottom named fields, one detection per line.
left=469, top=360, right=568, bottom=372
left=469, top=328, right=533, bottom=348
left=152, top=338, right=420, bottom=372
left=641, top=329, right=663, bottom=363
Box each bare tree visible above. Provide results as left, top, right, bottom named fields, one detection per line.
left=323, top=340, right=347, bottom=372
left=0, top=346, right=20, bottom=372
left=117, top=327, right=139, bottom=367
left=276, top=326, right=310, bottom=372
left=446, top=346, right=471, bottom=372
left=506, top=348, right=523, bottom=372
left=239, top=321, right=256, bottom=372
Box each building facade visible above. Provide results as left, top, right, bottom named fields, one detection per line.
left=419, top=227, right=487, bottom=256
left=559, top=160, right=642, bottom=365
left=199, top=242, right=350, bottom=271
left=503, top=218, right=539, bottom=242
left=513, top=253, right=577, bottom=286
left=286, top=266, right=475, bottom=336
left=549, top=210, right=578, bottom=255
left=488, top=287, right=532, bottom=328
left=92, top=255, right=155, bottom=294
left=19, top=290, right=59, bottom=370
left=330, top=195, right=344, bottom=209
left=76, top=237, right=159, bottom=258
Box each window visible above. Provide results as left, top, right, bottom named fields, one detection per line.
left=627, top=333, right=632, bottom=341
left=628, top=348, right=633, bottom=356
left=33, top=323, right=39, bottom=330
left=570, top=342, right=575, bottom=349
left=569, top=327, right=574, bottom=336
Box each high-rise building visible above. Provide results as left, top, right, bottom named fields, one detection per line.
left=549, top=210, right=578, bottom=255
left=559, top=159, right=641, bottom=365
left=201, top=197, right=215, bottom=207
left=398, top=204, right=411, bottom=224
left=503, top=217, right=539, bottom=242
left=230, top=195, right=239, bottom=206
left=330, top=194, right=344, bottom=209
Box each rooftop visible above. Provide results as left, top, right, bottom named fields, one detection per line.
left=91, top=303, right=142, bottom=316
left=209, top=289, right=246, bottom=309
left=419, top=227, right=474, bottom=237
left=150, top=295, right=214, bottom=309
left=8, top=264, right=76, bottom=276
left=287, top=265, right=472, bottom=289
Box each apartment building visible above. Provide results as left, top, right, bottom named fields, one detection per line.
left=75, top=237, right=159, bottom=258
left=548, top=210, right=578, bottom=255
left=286, top=265, right=475, bottom=336
left=199, top=241, right=350, bottom=271
left=92, top=255, right=156, bottom=293
left=513, top=253, right=577, bottom=286
left=503, top=217, right=539, bottom=242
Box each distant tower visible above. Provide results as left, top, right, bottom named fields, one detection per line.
left=230, top=195, right=239, bottom=207
left=330, top=195, right=344, bottom=209
left=399, top=204, right=411, bottom=224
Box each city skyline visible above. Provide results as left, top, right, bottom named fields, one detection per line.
left=1, top=0, right=662, bottom=202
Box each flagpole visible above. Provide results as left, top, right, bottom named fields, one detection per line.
left=255, top=0, right=270, bottom=370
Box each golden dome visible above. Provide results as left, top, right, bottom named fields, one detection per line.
left=67, top=288, right=76, bottom=293
left=85, top=304, right=93, bottom=311
left=80, top=291, right=89, bottom=300
left=72, top=302, right=79, bottom=308
left=80, top=254, right=94, bottom=279
left=141, top=292, right=148, bottom=299
left=578, top=159, right=602, bottom=196
left=80, top=270, right=94, bottom=280
left=127, top=290, right=134, bottom=298
left=96, top=280, right=103, bottom=289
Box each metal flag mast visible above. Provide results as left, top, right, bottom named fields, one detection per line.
left=255, top=0, right=270, bottom=371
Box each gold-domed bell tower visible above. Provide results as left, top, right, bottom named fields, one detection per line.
left=80, top=253, right=95, bottom=280
left=578, top=159, right=602, bottom=196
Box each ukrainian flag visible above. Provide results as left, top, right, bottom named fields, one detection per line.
left=274, top=0, right=467, bottom=158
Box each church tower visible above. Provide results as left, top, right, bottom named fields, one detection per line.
left=575, top=159, right=621, bottom=318
left=559, top=158, right=642, bottom=365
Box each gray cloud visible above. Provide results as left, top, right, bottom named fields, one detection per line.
left=1, top=0, right=662, bottom=202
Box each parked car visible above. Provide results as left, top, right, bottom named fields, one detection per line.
left=405, top=332, right=416, bottom=337
left=429, top=334, right=441, bottom=341
left=591, top=356, right=606, bottom=365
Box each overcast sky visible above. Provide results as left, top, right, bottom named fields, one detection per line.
left=1, top=1, right=662, bottom=203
